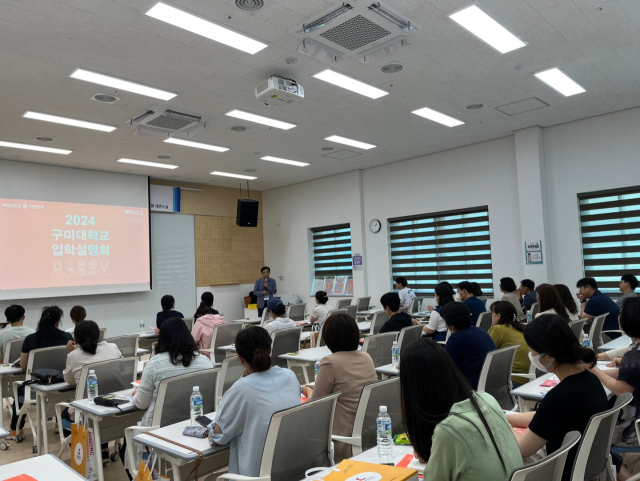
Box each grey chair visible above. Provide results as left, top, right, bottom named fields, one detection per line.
left=287, top=304, right=306, bottom=322
left=3, top=337, right=25, bottom=363
left=206, top=322, right=243, bottom=365
left=408, top=297, right=425, bottom=314
left=369, top=311, right=389, bottom=335
left=362, top=332, right=398, bottom=370
left=218, top=392, right=340, bottom=481
left=98, top=328, right=107, bottom=342
left=345, top=305, right=358, bottom=320
left=215, top=355, right=244, bottom=408
left=335, top=299, right=352, bottom=309
left=182, top=317, right=195, bottom=331
left=106, top=334, right=139, bottom=358
left=509, top=431, right=581, bottom=481
left=397, top=324, right=423, bottom=353
left=477, top=345, right=519, bottom=410
left=588, top=313, right=608, bottom=350
left=569, top=320, right=586, bottom=342
left=355, top=297, right=371, bottom=312
left=476, top=311, right=493, bottom=332
left=332, top=378, right=403, bottom=456
left=530, top=303, right=540, bottom=319
left=270, top=327, right=303, bottom=369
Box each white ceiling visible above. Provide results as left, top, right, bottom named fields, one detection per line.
left=1, top=0, right=640, bottom=190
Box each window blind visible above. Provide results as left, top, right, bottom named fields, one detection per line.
left=579, top=186, right=640, bottom=294
left=312, top=224, right=353, bottom=277
left=389, top=206, right=493, bottom=296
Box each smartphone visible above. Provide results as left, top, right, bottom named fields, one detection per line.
left=195, top=415, right=213, bottom=428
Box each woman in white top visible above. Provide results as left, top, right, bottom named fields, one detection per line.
left=418, top=282, right=453, bottom=342
left=535, top=284, right=571, bottom=322
left=263, top=298, right=296, bottom=336
left=309, top=290, right=333, bottom=325
left=553, top=284, right=580, bottom=321
left=499, top=277, right=527, bottom=321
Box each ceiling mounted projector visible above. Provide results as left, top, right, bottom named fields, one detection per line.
left=255, top=76, right=304, bottom=106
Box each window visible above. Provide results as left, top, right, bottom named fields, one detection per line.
left=311, top=224, right=353, bottom=296
left=579, top=186, right=640, bottom=295
left=389, top=206, right=494, bottom=296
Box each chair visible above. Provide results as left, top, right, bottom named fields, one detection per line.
left=481, top=298, right=488, bottom=306
left=335, top=299, right=352, bottom=309
left=569, top=392, right=633, bottom=481
left=218, top=392, right=340, bottom=481
left=355, top=297, right=371, bottom=312
left=397, top=325, right=423, bottom=354
left=287, top=304, right=306, bottom=322
left=530, top=303, right=540, bottom=318
left=182, top=317, right=195, bottom=331
left=326, top=308, right=347, bottom=319
left=569, top=320, right=586, bottom=342
left=588, top=313, right=608, bottom=350
left=362, top=332, right=398, bottom=370
left=106, top=334, right=139, bottom=358
left=98, top=328, right=107, bottom=342
left=3, top=338, right=25, bottom=363
left=398, top=307, right=409, bottom=314
left=476, top=311, right=493, bottom=332
left=204, top=322, right=244, bottom=365
left=150, top=342, right=157, bottom=359
left=332, top=378, right=403, bottom=456
left=477, top=345, right=519, bottom=410
left=345, top=305, right=357, bottom=320
left=408, top=297, right=424, bottom=314
left=215, top=356, right=244, bottom=408
left=368, top=311, right=389, bottom=335
left=270, top=327, right=303, bottom=369
left=508, top=431, right=581, bottom=481
left=259, top=307, right=268, bottom=327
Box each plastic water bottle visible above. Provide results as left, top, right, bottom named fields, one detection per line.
left=376, top=406, right=393, bottom=459
left=417, top=300, right=422, bottom=313
left=139, top=320, right=145, bottom=335
left=391, top=341, right=400, bottom=369
left=87, top=370, right=98, bottom=402
left=190, top=386, right=203, bottom=426
left=526, top=311, right=532, bottom=323
left=315, top=359, right=321, bottom=380
left=583, top=333, right=591, bottom=348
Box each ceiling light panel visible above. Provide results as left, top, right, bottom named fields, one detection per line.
left=261, top=156, right=309, bottom=167
left=117, top=158, right=178, bottom=169
left=146, top=2, right=267, bottom=55
left=325, top=135, right=376, bottom=150
left=534, top=68, right=586, bottom=97
left=313, top=69, right=389, bottom=99
left=211, top=171, right=257, bottom=180
left=164, top=138, right=229, bottom=152
left=449, top=5, right=526, bottom=54
left=0, top=140, right=71, bottom=155
left=225, top=110, right=296, bottom=130
left=23, top=111, right=117, bottom=132
left=412, top=107, right=464, bottom=127
left=70, top=69, right=176, bottom=101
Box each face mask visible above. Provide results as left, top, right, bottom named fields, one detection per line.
left=454, top=292, right=461, bottom=302
left=529, top=351, right=552, bottom=372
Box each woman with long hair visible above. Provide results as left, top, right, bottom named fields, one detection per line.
left=420, top=282, right=454, bottom=341
left=194, top=291, right=219, bottom=320
left=553, top=284, right=580, bottom=321
left=155, top=294, right=184, bottom=329
left=488, top=301, right=530, bottom=387
left=506, top=315, right=609, bottom=481
left=401, top=338, right=522, bottom=481
left=535, top=284, right=570, bottom=321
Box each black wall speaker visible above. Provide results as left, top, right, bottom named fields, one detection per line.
left=236, top=199, right=259, bottom=227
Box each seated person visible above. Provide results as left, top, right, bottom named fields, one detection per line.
left=617, top=274, right=639, bottom=308
left=401, top=338, right=523, bottom=481
left=576, top=277, right=621, bottom=338
left=442, top=302, right=496, bottom=389
left=66, top=305, right=86, bottom=333
left=519, top=279, right=537, bottom=312
left=208, top=327, right=300, bottom=477
left=536, top=284, right=570, bottom=321
left=191, top=311, right=225, bottom=359
left=309, top=290, right=333, bottom=325
left=488, top=301, right=530, bottom=388
left=506, top=314, right=609, bottom=481
left=302, top=313, right=377, bottom=462
left=379, top=292, right=413, bottom=334
left=263, top=299, right=296, bottom=336
left=0, top=305, right=34, bottom=362
left=419, top=282, right=453, bottom=342
left=457, top=281, right=486, bottom=325
left=194, top=291, right=219, bottom=320
left=395, top=276, right=416, bottom=309
left=554, top=284, right=580, bottom=321
left=499, top=277, right=526, bottom=321
left=156, top=295, right=184, bottom=329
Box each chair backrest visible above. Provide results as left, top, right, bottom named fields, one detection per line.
left=398, top=307, right=409, bottom=314
left=509, top=431, right=581, bottom=481
left=215, top=355, right=244, bottom=408
left=362, top=332, right=398, bottom=369
left=259, top=307, right=268, bottom=327
left=477, top=345, right=518, bottom=410
left=370, top=311, right=389, bottom=335
left=570, top=392, right=633, bottom=481
left=76, top=357, right=138, bottom=400
left=106, top=334, right=139, bottom=358
left=211, top=322, right=243, bottom=364
left=569, top=320, right=585, bottom=342
left=287, top=304, right=306, bottom=322
left=588, top=314, right=607, bottom=350
left=355, top=297, right=371, bottom=312
left=335, top=299, right=352, bottom=309
left=344, top=305, right=357, bottom=320
left=27, top=345, right=69, bottom=376
left=98, top=328, right=107, bottom=342
left=397, top=325, right=423, bottom=353
left=351, top=378, right=404, bottom=454
left=408, top=297, right=424, bottom=314
left=271, top=327, right=303, bottom=368
left=476, top=311, right=493, bottom=332
left=530, top=303, right=540, bottom=318
left=258, top=392, right=340, bottom=480
left=182, top=317, right=194, bottom=331
left=153, top=368, right=219, bottom=427
left=4, top=338, right=25, bottom=363
left=150, top=342, right=157, bottom=359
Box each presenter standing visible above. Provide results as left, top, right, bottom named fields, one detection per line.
left=254, top=266, right=277, bottom=318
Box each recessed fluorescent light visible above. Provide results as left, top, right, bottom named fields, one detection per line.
left=117, top=158, right=178, bottom=169
left=534, top=68, right=586, bottom=96
left=70, top=69, right=176, bottom=101
left=146, top=2, right=267, bottom=55
left=0, top=140, right=71, bottom=155
left=412, top=107, right=464, bottom=127
left=261, top=156, right=309, bottom=167
left=325, top=135, right=376, bottom=150
left=23, top=111, right=116, bottom=132
left=449, top=5, right=526, bottom=54
left=313, top=69, right=389, bottom=99
left=225, top=110, right=296, bottom=130
left=211, top=171, right=257, bottom=180
left=164, top=138, right=229, bottom=152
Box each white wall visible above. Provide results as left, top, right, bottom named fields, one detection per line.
left=196, top=284, right=254, bottom=321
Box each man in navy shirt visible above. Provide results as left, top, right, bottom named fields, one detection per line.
left=442, top=302, right=496, bottom=388
left=457, top=281, right=486, bottom=325
left=576, top=277, right=621, bottom=339
left=253, top=266, right=277, bottom=317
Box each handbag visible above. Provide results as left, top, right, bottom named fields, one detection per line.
left=30, top=368, right=64, bottom=384
left=70, top=414, right=98, bottom=480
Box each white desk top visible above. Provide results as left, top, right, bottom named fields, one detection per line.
left=376, top=363, right=399, bottom=376
left=410, top=311, right=431, bottom=318
left=218, top=345, right=237, bottom=352
left=231, top=318, right=261, bottom=324
left=511, top=372, right=613, bottom=401
left=599, top=335, right=631, bottom=352
left=0, top=454, right=87, bottom=479
left=279, top=346, right=332, bottom=363
left=359, top=308, right=383, bottom=316
left=357, top=322, right=371, bottom=332
left=70, top=388, right=138, bottom=416
left=0, top=364, right=23, bottom=375
left=0, top=426, right=8, bottom=439
left=139, top=331, right=159, bottom=339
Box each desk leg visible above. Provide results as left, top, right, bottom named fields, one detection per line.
left=0, top=377, right=4, bottom=430
left=41, top=393, right=49, bottom=455
left=91, top=414, right=105, bottom=481
left=170, top=459, right=183, bottom=481
left=34, top=392, right=42, bottom=455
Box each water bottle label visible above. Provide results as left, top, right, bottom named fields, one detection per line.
left=377, top=420, right=391, bottom=435
left=88, top=379, right=98, bottom=389
left=192, top=398, right=203, bottom=409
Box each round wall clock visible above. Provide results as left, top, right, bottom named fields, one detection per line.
left=369, top=219, right=381, bottom=233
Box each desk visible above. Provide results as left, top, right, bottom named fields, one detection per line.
left=0, top=364, right=23, bottom=430
left=358, top=308, right=383, bottom=316
left=357, top=322, right=371, bottom=332
left=138, top=332, right=159, bottom=351
left=410, top=311, right=431, bottom=318
left=231, top=318, right=261, bottom=325
left=280, top=346, right=332, bottom=384
left=599, top=335, right=631, bottom=352
left=376, top=363, right=399, bottom=379
left=0, top=454, right=87, bottom=480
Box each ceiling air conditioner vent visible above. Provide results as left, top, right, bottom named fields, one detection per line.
left=130, top=108, right=205, bottom=137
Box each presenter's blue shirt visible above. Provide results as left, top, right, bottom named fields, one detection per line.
left=253, top=277, right=277, bottom=308
left=584, top=290, right=621, bottom=338
left=445, top=326, right=496, bottom=389
left=464, top=296, right=486, bottom=325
